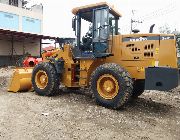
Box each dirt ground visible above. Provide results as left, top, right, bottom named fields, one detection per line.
left=0, top=68, right=180, bottom=140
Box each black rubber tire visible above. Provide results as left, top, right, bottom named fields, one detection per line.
left=32, top=62, right=60, bottom=96
left=132, top=80, right=145, bottom=98
left=90, top=63, right=133, bottom=109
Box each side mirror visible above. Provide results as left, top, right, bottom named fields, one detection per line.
left=72, top=17, right=76, bottom=32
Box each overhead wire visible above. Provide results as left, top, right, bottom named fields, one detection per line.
left=120, top=0, right=177, bottom=33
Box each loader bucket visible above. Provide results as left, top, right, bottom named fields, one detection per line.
left=8, top=68, right=33, bottom=92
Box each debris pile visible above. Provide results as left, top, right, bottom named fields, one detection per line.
left=0, top=67, right=14, bottom=89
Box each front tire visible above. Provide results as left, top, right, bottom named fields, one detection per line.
left=32, top=62, right=60, bottom=96
left=90, top=63, right=133, bottom=109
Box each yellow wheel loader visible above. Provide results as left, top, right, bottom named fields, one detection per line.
left=8, top=2, right=179, bottom=109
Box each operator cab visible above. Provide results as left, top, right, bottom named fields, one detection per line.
left=72, top=2, right=122, bottom=58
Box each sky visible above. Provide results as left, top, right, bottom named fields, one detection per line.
left=27, top=0, right=180, bottom=37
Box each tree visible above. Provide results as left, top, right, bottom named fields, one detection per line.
left=176, top=35, right=180, bottom=45
left=176, top=35, right=180, bottom=67
left=176, top=34, right=180, bottom=54
left=172, top=30, right=180, bottom=54
left=172, top=30, right=180, bottom=67
left=159, top=24, right=171, bottom=34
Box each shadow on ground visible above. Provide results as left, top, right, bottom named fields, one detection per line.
left=48, top=88, right=175, bottom=117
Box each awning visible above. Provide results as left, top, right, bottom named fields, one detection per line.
left=0, top=29, right=56, bottom=40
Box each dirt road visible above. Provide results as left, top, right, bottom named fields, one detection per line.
left=0, top=88, right=180, bottom=140
left=0, top=68, right=180, bottom=140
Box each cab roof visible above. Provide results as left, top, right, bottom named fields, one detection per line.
left=72, top=2, right=122, bottom=21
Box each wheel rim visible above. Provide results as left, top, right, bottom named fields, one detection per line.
left=97, top=74, right=119, bottom=99
left=35, top=70, right=48, bottom=89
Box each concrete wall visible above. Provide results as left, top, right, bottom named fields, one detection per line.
left=0, top=2, right=43, bottom=34
left=31, top=4, right=43, bottom=13
left=0, top=0, right=8, bottom=5
left=0, top=37, right=41, bottom=66
left=0, top=38, right=11, bottom=55
left=0, top=38, right=40, bottom=56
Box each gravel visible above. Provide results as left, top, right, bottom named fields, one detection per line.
left=0, top=68, right=180, bottom=140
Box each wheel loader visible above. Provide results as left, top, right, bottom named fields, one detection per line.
left=8, top=2, right=179, bottom=109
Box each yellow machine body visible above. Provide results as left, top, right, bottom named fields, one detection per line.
left=41, top=45, right=106, bottom=87
left=40, top=34, right=177, bottom=88
left=8, top=68, right=33, bottom=92
left=8, top=33, right=177, bottom=92
left=107, top=33, right=178, bottom=79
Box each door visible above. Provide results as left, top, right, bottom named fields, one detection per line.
left=93, top=7, right=109, bottom=55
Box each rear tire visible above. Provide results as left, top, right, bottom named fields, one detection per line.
left=90, top=63, right=133, bottom=109
left=32, top=62, right=60, bottom=96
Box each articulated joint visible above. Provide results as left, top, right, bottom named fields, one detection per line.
left=47, top=58, right=64, bottom=74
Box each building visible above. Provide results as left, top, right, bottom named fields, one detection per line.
left=0, top=0, right=43, bottom=33
left=0, top=0, right=54, bottom=67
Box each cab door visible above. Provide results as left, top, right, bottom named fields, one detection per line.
left=93, top=7, right=109, bottom=57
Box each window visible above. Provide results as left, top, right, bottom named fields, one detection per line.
left=4, top=14, right=13, bottom=19
left=9, top=0, right=18, bottom=7
left=94, top=8, right=109, bottom=40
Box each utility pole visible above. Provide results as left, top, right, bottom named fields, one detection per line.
left=130, top=10, right=143, bottom=34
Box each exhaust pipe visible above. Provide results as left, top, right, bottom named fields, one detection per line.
left=149, top=24, right=155, bottom=33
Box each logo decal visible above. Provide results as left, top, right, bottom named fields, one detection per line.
left=130, top=37, right=147, bottom=42
left=123, top=36, right=174, bottom=42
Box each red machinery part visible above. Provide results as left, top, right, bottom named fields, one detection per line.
left=23, top=57, right=42, bottom=67
left=43, top=51, right=54, bottom=57
left=36, top=58, right=43, bottom=63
